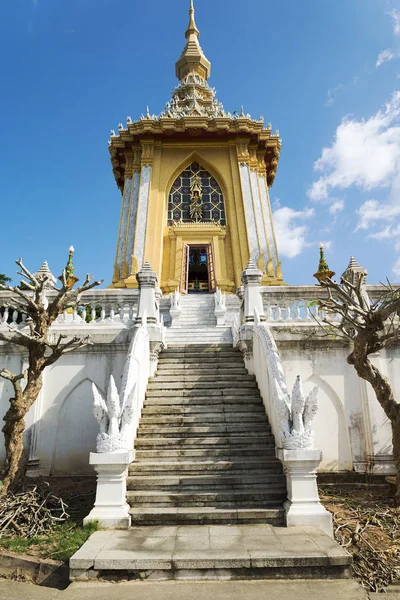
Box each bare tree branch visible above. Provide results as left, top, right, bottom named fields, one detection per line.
left=0, top=255, right=102, bottom=494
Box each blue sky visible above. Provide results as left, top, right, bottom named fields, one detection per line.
left=1, top=0, right=400, bottom=286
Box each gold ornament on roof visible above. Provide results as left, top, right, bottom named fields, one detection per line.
left=313, top=243, right=335, bottom=284
left=59, top=246, right=80, bottom=289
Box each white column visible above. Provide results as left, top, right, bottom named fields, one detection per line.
left=239, top=164, right=259, bottom=260
left=116, top=178, right=133, bottom=274
left=134, top=165, right=152, bottom=269
left=125, top=170, right=141, bottom=269
left=250, top=169, right=268, bottom=265
left=259, top=174, right=278, bottom=269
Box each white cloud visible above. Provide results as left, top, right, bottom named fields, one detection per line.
left=356, top=198, right=400, bottom=230
left=308, top=91, right=400, bottom=201
left=387, top=8, right=400, bottom=35
left=376, top=48, right=395, bottom=67
left=273, top=207, right=314, bottom=258
left=329, top=200, right=344, bottom=215
left=309, top=91, right=400, bottom=276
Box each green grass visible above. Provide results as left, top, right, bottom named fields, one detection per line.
left=0, top=521, right=99, bottom=562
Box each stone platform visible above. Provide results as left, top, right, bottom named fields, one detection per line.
left=70, top=524, right=351, bottom=581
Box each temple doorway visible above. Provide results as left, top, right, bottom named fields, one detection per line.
left=180, top=244, right=216, bottom=294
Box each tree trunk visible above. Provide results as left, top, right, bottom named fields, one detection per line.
left=1, top=405, right=26, bottom=494
left=392, top=413, right=400, bottom=506
left=0, top=371, right=43, bottom=495
left=348, top=348, right=400, bottom=505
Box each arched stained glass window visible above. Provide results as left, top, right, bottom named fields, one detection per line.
left=168, top=162, right=226, bottom=226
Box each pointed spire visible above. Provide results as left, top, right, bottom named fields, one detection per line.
left=34, top=261, right=57, bottom=289
left=187, top=0, right=199, bottom=37
left=175, top=0, right=211, bottom=81
left=313, top=243, right=335, bottom=284
left=341, top=256, right=368, bottom=285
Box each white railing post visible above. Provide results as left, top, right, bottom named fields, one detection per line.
left=215, top=287, right=227, bottom=326
left=136, top=260, right=159, bottom=325
left=241, top=259, right=265, bottom=324
left=169, top=289, right=182, bottom=327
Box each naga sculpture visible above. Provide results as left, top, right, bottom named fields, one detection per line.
left=280, top=375, right=319, bottom=450
left=92, top=376, right=135, bottom=453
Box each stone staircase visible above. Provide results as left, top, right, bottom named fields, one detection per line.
left=165, top=293, right=233, bottom=345
left=128, top=345, right=287, bottom=525
left=71, top=302, right=352, bottom=582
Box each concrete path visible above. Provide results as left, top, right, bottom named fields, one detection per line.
left=0, top=579, right=373, bottom=600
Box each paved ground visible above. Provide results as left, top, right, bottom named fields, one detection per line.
left=70, top=524, right=350, bottom=577
left=0, top=579, right=374, bottom=600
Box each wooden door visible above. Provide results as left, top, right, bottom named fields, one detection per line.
left=207, top=244, right=216, bottom=293
left=180, top=243, right=190, bottom=294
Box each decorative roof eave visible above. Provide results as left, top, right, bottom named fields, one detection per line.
left=109, top=121, right=282, bottom=191
left=110, top=116, right=278, bottom=140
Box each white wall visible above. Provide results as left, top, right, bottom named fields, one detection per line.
left=0, top=330, right=397, bottom=475
left=0, top=343, right=127, bottom=475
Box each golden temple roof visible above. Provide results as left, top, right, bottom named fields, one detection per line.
left=108, top=1, right=282, bottom=191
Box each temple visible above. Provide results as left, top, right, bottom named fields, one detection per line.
left=110, top=0, right=283, bottom=293
left=0, top=0, right=398, bottom=583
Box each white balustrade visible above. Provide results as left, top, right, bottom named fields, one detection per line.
left=0, top=289, right=140, bottom=332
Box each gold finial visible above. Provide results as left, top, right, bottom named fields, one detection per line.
left=175, top=0, right=211, bottom=81
left=313, top=243, right=335, bottom=284
left=187, top=0, right=199, bottom=37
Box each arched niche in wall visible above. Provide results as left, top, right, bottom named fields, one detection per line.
left=51, top=378, right=100, bottom=475
left=310, top=374, right=353, bottom=471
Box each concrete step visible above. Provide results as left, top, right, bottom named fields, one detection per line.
left=139, top=414, right=268, bottom=424
left=144, top=397, right=263, bottom=406
left=156, top=366, right=247, bottom=374
left=70, top=524, right=352, bottom=581
left=159, top=357, right=243, bottom=365
left=159, top=352, right=241, bottom=357
left=166, top=340, right=234, bottom=346
left=146, top=388, right=258, bottom=397
left=147, top=381, right=257, bottom=390
left=166, top=333, right=232, bottom=339
left=137, top=425, right=271, bottom=436
left=161, top=346, right=239, bottom=352
left=147, top=381, right=258, bottom=390
left=141, top=405, right=266, bottom=415
left=135, top=447, right=277, bottom=460
left=127, top=488, right=287, bottom=507
left=128, top=508, right=285, bottom=526
left=166, top=335, right=232, bottom=340
left=166, top=328, right=231, bottom=333
left=128, top=460, right=283, bottom=474
left=150, top=374, right=253, bottom=383
left=134, top=437, right=274, bottom=449
left=127, top=474, right=285, bottom=490
left=177, top=322, right=217, bottom=325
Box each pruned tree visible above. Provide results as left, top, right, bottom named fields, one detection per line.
left=0, top=254, right=103, bottom=494
left=316, top=257, right=400, bottom=504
